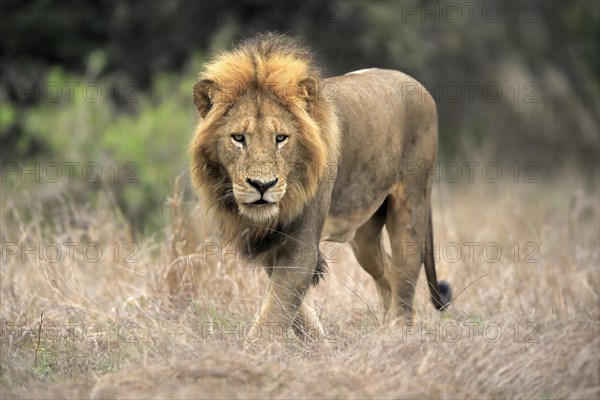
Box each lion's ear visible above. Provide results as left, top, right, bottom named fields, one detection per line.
left=298, top=77, right=319, bottom=112
left=193, top=79, right=218, bottom=118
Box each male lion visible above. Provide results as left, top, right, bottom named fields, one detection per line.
left=190, top=33, right=451, bottom=345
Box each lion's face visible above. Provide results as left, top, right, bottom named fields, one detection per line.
left=214, top=97, right=303, bottom=223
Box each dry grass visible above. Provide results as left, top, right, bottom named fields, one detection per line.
left=1, top=169, right=599, bottom=399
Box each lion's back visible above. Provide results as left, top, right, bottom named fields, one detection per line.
left=324, top=68, right=438, bottom=234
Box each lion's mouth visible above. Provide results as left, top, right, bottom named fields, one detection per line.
left=244, top=199, right=273, bottom=206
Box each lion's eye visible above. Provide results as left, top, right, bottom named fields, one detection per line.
left=275, top=134, right=288, bottom=143
left=231, top=134, right=245, bottom=143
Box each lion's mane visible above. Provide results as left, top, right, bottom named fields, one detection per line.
left=189, top=33, right=340, bottom=253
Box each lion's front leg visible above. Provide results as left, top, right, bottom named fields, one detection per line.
left=292, top=295, right=326, bottom=343
left=245, top=250, right=321, bottom=348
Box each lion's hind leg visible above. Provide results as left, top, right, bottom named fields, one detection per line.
left=350, top=201, right=393, bottom=323
left=384, top=182, right=427, bottom=322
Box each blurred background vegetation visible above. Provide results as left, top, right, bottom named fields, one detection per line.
left=1, top=0, right=598, bottom=233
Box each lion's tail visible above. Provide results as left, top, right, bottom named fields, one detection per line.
left=424, top=209, right=452, bottom=311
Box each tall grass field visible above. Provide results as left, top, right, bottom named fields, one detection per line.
left=2, top=155, right=598, bottom=398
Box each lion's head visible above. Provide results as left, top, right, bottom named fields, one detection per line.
left=190, top=33, right=339, bottom=242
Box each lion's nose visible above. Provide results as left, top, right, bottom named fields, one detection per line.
left=247, top=178, right=278, bottom=195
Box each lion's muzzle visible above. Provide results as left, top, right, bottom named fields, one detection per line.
left=237, top=177, right=284, bottom=204
left=234, top=176, right=287, bottom=222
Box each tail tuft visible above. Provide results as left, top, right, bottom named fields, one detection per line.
left=432, top=280, right=452, bottom=311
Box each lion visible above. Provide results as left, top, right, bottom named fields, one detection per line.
left=190, top=33, right=451, bottom=345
